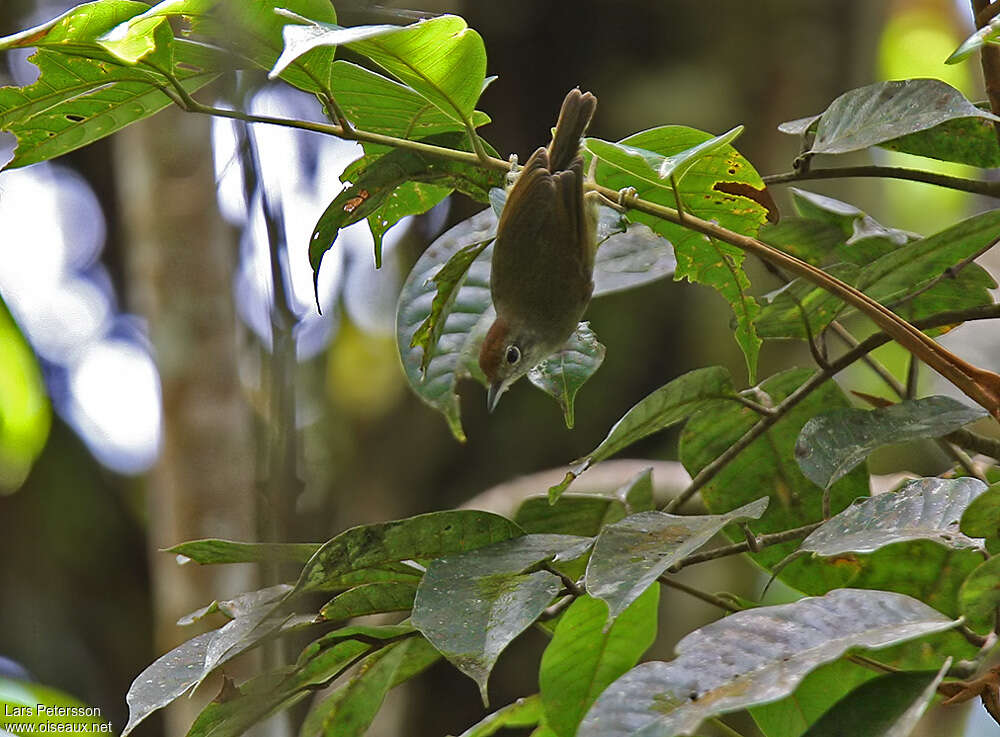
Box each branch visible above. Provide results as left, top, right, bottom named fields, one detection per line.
left=764, top=165, right=1000, bottom=198
left=658, top=575, right=742, bottom=612
left=670, top=522, right=822, bottom=569
left=664, top=303, right=1000, bottom=513
left=973, top=0, right=1000, bottom=144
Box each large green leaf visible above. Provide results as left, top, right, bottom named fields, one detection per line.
left=800, top=662, right=950, bottom=737
left=412, top=534, right=588, bottom=702
left=298, top=636, right=440, bottom=737
left=0, top=46, right=217, bottom=169
left=589, top=127, right=771, bottom=380
left=960, top=482, right=1000, bottom=541
left=539, top=588, right=659, bottom=737
left=295, top=510, right=522, bottom=593
left=798, top=477, right=988, bottom=555
left=0, top=296, right=50, bottom=492
left=779, top=79, right=1000, bottom=157
left=879, top=112, right=1000, bottom=168
left=273, top=13, right=485, bottom=123
left=585, top=498, right=768, bottom=623
left=550, top=366, right=734, bottom=501
left=795, top=397, right=989, bottom=489
left=0, top=1, right=149, bottom=54
left=679, top=368, right=869, bottom=595
left=578, top=589, right=957, bottom=737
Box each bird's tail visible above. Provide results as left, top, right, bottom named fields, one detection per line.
left=547, top=88, right=597, bottom=172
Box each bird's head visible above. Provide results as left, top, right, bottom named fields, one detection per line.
left=478, top=316, right=557, bottom=412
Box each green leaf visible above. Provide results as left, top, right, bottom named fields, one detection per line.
left=98, top=11, right=173, bottom=66
left=0, top=47, right=217, bottom=169
left=515, top=495, right=627, bottom=537
left=788, top=189, right=916, bottom=251
left=758, top=217, right=850, bottom=267
left=320, top=581, right=419, bottom=621
left=1, top=678, right=110, bottom=735
left=801, top=661, right=950, bottom=737
left=539, top=588, right=659, bottom=737
left=680, top=368, right=870, bottom=595
left=585, top=498, right=768, bottom=623
left=591, top=126, right=771, bottom=382
left=781, top=79, right=1000, bottom=156
left=299, top=636, right=440, bottom=737
left=0, top=296, right=50, bottom=493
left=550, top=366, right=734, bottom=501
left=0, top=1, right=150, bottom=53
left=454, top=695, right=544, bottom=737
left=799, top=477, right=988, bottom=555
left=750, top=660, right=878, bottom=737
left=960, top=482, right=1000, bottom=539
left=617, top=467, right=655, bottom=513
left=412, top=534, right=588, bottom=702
left=878, top=111, right=1000, bottom=168
left=410, top=238, right=493, bottom=374
left=327, top=60, right=491, bottom=137
left=310, top=132, right=501, bottom=279
left=527, top=322, right=607, bottom=429
left=959, top=555, right=1000, bottom=627
left=577, top=589, right=957, bottom=737
left=166, top=539, right=320, bottom=565
left=757, top=262, right=862, bottom=340
left=272, top=13, right=486, bottom=123
left=295, top=510, right=522, bottom=593
left=947, top=16, right=1000, bottom=63
left=796, top=397, right=989, bottom=489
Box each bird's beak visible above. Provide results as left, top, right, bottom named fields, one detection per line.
left=487, top=382, right=505, bottom=413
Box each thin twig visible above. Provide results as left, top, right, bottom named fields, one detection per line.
left=764, top=166, right=1000, bottom=198
left=671, top=522, right=822, bottom=570
left=658, top=576, right=742, bottom=612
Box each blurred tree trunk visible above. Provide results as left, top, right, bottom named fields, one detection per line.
left=113, top=107, right=259, bottom=735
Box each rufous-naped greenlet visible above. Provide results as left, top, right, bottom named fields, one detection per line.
left=479, top=88, right=600, bottom=411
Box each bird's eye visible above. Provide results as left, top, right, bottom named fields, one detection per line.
left=505, top=345, right=521, bottom=365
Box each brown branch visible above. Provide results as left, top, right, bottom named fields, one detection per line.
left=764, top=166, right=1000, bottom=198
left=974, top=0, right=1000, bottom=143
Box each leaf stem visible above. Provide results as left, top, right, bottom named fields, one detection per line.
left=670, top=522, right=822, bottom=569
left=657, top=576, right=742, bottom=612
left=763, top=165, right=1000, bottom=198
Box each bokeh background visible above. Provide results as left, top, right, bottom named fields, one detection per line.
left=1, top=1, right=998, bottom=736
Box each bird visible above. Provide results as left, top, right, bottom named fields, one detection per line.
left=478, top=88, right=600, bottom=412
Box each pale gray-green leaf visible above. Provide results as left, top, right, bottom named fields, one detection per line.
left=585, top=498, right=768, bottom=622
left=528, top=322, right=606, bottom=429
left=795, top=396, right=989, bottom=489
left=800, top=477, right=988, bottom=557
left=578, top=589, right=958, bottom=737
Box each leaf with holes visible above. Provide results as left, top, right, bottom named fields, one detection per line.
left=585, top=498, right=768, bottom=623
left=412, top=534, right=588, bottom=703
left=799, top=477, right=988, bottom=556
left=528, top=322, right=606, bottom=429
left=578, top=589, right=957, bottom=737
left=540, top=588, right=659, bottom=737
left=795, top=396, right=988, bottom=489
left=550, top=366, right=734, bottom=501
left=590, top=126, right=772, bottom=382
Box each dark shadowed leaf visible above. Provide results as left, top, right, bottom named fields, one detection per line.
left=795, top=397, right=988, bottom=489
left=799, top=477, right=988, bottom=556
left=320, top=581, right=419, bottom=621
left=960, top=482, right=1000, bottom=539
left=680, top=368, right=870, bottom=595
left=959, top=555, right=1000, bottom=627
left=578, top=589, right=957, bottom=737
left=412, top=534, right=588, bottom=702
left=585, top=498, right=767, bottom=622
left=540, top=588, right=659, bottom=737
left=782, top=79, right=1000, bottom=156
left=528, top=322, right=606, bottom=429
left=298, top=636, right=440, bottom=737
left=295, top=510, right=522, bottom=593
left=166, top=539, right=320, bottom=565
left=515, top=495, right=626, bottom=537
left=454, top=695, right=543, bottom=737
left=801, top=661, right=950, bottom=737
left=879, top=112, right=1000, bottom=167
left=550, top=366, right=734, bottom=501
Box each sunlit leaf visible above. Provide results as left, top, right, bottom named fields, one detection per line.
left=550, top=366, right=734, bottom=501
left=412, top=534, right=588, bottom=702
left=540, top=588, right=659, bottom=737
left=527, top=322, right=606, bottom=429
left=0, top=1, right=149, bottom=53
left=585, top=498, right=767, bottom=622
left=578, top=589, right=957, bottom=737
left=795, top=397, right=988, bottom=489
